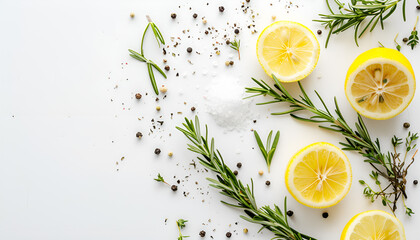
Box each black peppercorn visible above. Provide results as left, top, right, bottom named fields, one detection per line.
left=322, top=212, right=329, bottom=218
left=265, top=180, right=271, bottom=186
left=226, top=232, right=232, bottom=238
left=154, top=148, right=161, bottom=155
left=236, top=162, right=242, bottom=168
left=414, top=180, right=418, bottom=185
left=135, top=93, right=142, bottom=99
left=417, top=5, right=420, bottom=10
left=233, top=170, right=238, bottom=176
left=193, top=13, right=198, bottom=18
left=246, top=0, right=250, bottom=2
left=317, top=30, right=322, bottom=35
left=187, top=47, right=193, bottom=53
left=171, top=185, right=178, bottom=191
left=219, top=6, right=225, bottom=12
left=164, top=65, right=170, bottom=71
left=171, top=13, right=177, bottom=19
left=191, top=106, right=196, bottom=111
left=229, top=61, right=234, bottom=65
left=136, top=132, right=143, bottom=138
left=199, top=230, right=206, bottom=237
left=403, top=37, right=409, bottom=43
left=234, top=29, right=240, bottom=34
left=226, top=40, right=230, bottom=45
left=403, top=122, right=410, bottom=128
left=287, top=210, right=294, bottom=217
left=205, top=30, right=209, bottom=35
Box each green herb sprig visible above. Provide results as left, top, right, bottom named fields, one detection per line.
left=128, top=15, right=166, bottom=95
left=315, top=0, right=407, bottom=47
left=177, top=116, right=316, bottom=240
left=394, top=34, right=401, bottom=51
left=245, top=74, right=418, bottom=216
left=154, top=173, right=170, bottom=185
left=176, top=219, right=189, bottom=240
left=408, top=16, right=419, bottom=50
left=229, top=39, right=241, bottom=60
left=254, top=130, right=280, bottom=172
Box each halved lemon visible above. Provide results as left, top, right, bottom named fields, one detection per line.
left=341, top=210, right=405, bottom=240
left=345, top=47, right=416, bottom=120
left=256, top=21, right=320, bottom=82
left=285, top=142, right=352, bottom=208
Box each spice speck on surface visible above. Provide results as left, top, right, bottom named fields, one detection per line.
left=164, top=65, right=170, bottom=71
left=258, top=170, right=263, bottom=176
left=199, top=230, right=206, bottom=237
left=160, top=86, right=168, bottom=93
left=191, top=106, right=196, bottom=111
left=171, top=185, right=178, bottom=191
left=193, top=13, right=198, bottom=18
left=414, top=180, right=418, bottom=185
left=225, top=61, right=230, bottom=66
left=187, top=47, right=193, bottom=53
left=226, top=232, right=232, bottom=238
left=322, top=212, right=329, bottom=218
left=317, top=30, right=322, bottom=35
left=233, top=170, right=238, bottom=176
left=403, top=37, right=409, bottom=43
left=229, top=61, right=234, bottom=65
left=136, top=132, right=143, bottom=138
left=287, top=210, right=294, bottom=217
left=171, top=13, right=177, bottom=19
left=135, top=93, right=142, bottom=99
left=243, top=228, right=248, bottom=234
left=156, top=106, right=161, bottom=111
left=168, top=152, right=173, bottom=157
left=265, top=180, right=271, bottom=186
left=234, top=29, right=240, bottom=34
left=130, top=12, right=135, bottom=18
left=237, top=162, right=242, bottom=168
left=219, top=6, right=225, bottom=12
left=403, top=122, right=410, bottom=128
left=154, top=148, right=161, bottom=155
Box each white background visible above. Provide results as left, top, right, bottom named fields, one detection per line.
left=1, top=0, right=420, bottom=239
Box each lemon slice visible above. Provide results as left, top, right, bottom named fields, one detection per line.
left=256, top=21, right=320, bottom=82
left=285, top=142, right=352, bottom=208
left=345, top=48, right=416, bottom=120
left=341, top=210, right=405, bottom=240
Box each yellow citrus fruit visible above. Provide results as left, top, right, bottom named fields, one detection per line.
left=285, top=142, right=352, bottom=208
left=256, top=21, right=320, bottom=82
left=341, top=210, right=405, bottom=240
left=345, top=47, right=416, bottom=120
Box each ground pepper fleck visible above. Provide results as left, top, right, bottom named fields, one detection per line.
left=233, top=170, right=238, bottom=176
left=317, top=30, right=322, bottom=35
left=191, top=107, right=196, bottom=111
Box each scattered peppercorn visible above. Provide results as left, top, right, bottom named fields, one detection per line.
left=226, top=40, right=230, bottom=45
left=243, top=228, right=248, bottom=234
left=191, top=106, right=196, bottom=111
left=136, top=132, right=143, bottom=138
left=234, top=29, right=240, bottom=34
left=159, top=87, right=167, bottom=93
left=219, top=6, right=225, bottom=12
left=403, top=37, right=409, bottom=43
left=258, top=170, right=264, bottom=176
left=135, top=93, right=142, bottom=99
left=229, top=61, right=234, bottom=65
left=403, top=122, right=410, bottom=128
left=205, top=30, right=209, bottom=34
left=154, top=148, right=161, bottom=155
left=287, top=210, right=294, bottom=217
left=225, top=61, right=230, bottom=66
left=171, top=185, right=178, bottom=191
left=265, top=180, right=271, bottom=186
left=164, top=65, right=170, bottom=71
left=233, top=170, right=238, bottom=176
left=322, top=212, right=329, bottom=218
left=156, top=106, right=161, bottom=111
left=417, top=5, right=420, bottom=10
left=414, top=180, right=418, bottom=185
left=237, top=162, right=242, bottom=168
left=130, top=12, right=135, bottom=18
left=171, top=13, right=177, bottom=19
left=199, top=230, right=206, bottom=237
left=246, top=0, right=250, bottom=2
left=187, top=47, right=193, bottom=53
left=317, top=30, right=322, bottom=35
left=226, top=232, right=232, bottom=238
left=168, top=152, right=173, bottom=157
left=193, top=13, right=198, bottom=18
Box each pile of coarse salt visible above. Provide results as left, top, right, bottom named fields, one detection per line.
left=204, top=75, right=255, bottom=132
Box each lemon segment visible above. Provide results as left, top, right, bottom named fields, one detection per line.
left=285, top=142, right=352, bottom=208
left=345, top=48, right=415, bottom=120
left=341, top=210, right=405, bottom=240
left=257, top=21, right=320, bottom=82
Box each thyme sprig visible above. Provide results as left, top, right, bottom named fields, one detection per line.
left=177, top=116, right=316, bottom=240
left=229, top=38, right=241, bottom=60
left=394, top=34, right=401, bottom=51
left=245, top=75, right=418, bottom=215
left=315, top=0, right=407, bottom=47
left=128, top=15, right=166, bottom=95
left=154, top=173, right=170, bottom=185
left=176, top=219, right=189, bottom=240
left=254, top=130, right=280, bottom=172
left=408, top=16, right=419, bottom=50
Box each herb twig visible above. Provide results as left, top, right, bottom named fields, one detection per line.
left=408, top=16, right=419, bottom=50
left=176, top=219, right=189, bottom=240
left=394, top=34, right=401, bottom=51
left=129, top=15, right=166, bottom=95
left=254, top=130, right=280, bottom=172
left=245, top=74, right=418, bottom=216
left=177, top=116, right=316, bottom=240
left=229, top=39, right=241, bottom=60
left=154, top=173, right=170, bottom=185
left=315, top=0, right=407, bottom=47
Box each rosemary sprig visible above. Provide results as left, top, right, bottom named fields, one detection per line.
left=177, top=116, right=316, bottom=240
left=254, top=130, right=280, bottom=172
left=176, top=219, right=189, bottom=240
left=154, top=173, right=170, bottom=185
left=229, top=39, right=241, bottom=60
left=408, top=16, right=419, bottom=50
left=315, top=0, right=407, bottom=47
left=245, top=74, right=418, bottom=215
left=128, top=15, right=166, bottom=95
